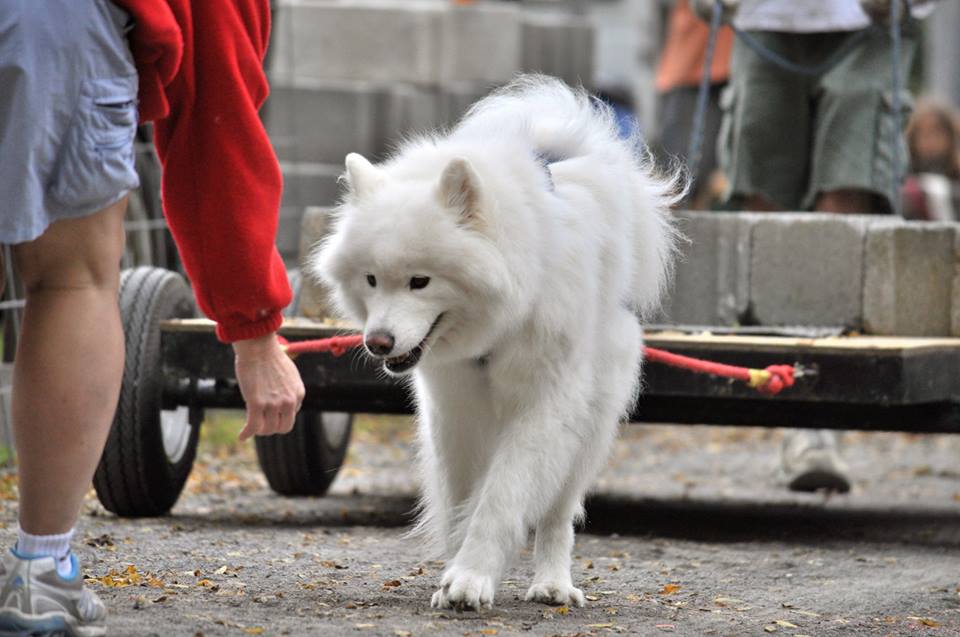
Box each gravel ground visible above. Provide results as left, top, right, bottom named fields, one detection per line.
left=1, top=417, right=958, bottom=636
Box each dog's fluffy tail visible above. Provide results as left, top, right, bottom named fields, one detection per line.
left=455, top=74, right=684, bottom=317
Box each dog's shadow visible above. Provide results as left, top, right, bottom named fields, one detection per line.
left=162, top=491, right=960, bottom=550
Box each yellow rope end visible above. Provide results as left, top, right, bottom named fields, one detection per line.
left=747, top=368, right=771, bottom=389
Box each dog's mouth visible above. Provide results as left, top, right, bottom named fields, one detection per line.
left=383, top=313, right=445, bottom=374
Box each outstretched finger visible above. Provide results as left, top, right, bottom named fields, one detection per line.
left=238, top=407, right=262, bottom=441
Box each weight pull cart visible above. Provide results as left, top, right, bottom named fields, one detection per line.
left=93, top=266, right=960, bottom=518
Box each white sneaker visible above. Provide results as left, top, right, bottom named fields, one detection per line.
left=780, top=430, right=851, bottom=493
left=0, top=549, right=106, bottom=637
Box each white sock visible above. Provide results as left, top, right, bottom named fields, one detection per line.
left=16, top=526, right=75, bottom=577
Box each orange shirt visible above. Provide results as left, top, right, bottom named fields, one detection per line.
left=656, top=0, right=734, bottom=93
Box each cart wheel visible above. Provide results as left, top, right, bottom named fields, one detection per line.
left=255, top=411, right=352, bottom=496
left=94, top=267, right=199, bottom=517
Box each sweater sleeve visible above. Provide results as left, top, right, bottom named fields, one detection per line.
left=152, top=0, right=291, bottom=343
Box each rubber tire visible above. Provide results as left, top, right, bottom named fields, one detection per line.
left=93, top=267, right=199, bottom=517
left=255, top=411, right=352, bottom=496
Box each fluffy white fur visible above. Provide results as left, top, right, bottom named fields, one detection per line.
left=311, top=76, right=678, bottom=610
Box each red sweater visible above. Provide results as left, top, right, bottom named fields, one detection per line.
left=112, top=0, right=291, bottom=342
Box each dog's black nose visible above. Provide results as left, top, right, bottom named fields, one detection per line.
left=365, top=331, right=395, bottom=356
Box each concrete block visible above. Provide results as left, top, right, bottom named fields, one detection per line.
left=265, top=80, right=386, bottom=164
left=439, top=4, right=522, bottom=84
left=269, top=1, right=520, bottom=85
left=660, top=212, right=755, bottom=326
left=269, top=1, right=444, bottom=84
left=953, top=231, right=960, bottom=337
left=280, top=162, right=343, bottom=210
left=382, top=84, right=442, bottom=147
left=862, top=223, right=956, bottom=336
left=277, top=207, right=305, bottom=262
left=749, top=214, right=871, bottom=328
left=437, top=83, right=488, bottom=128
left=298, top=206, right=336, bottom=320
left=521, top=14, right=595, bottom=87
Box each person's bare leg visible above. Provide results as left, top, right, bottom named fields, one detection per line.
left=743, top=193, right=782, bottom=212
left=814, top=189, right=878, bottom=214
left=12, top=198, right=126, bottom=534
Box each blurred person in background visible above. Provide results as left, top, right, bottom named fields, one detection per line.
left=693, top=0, right=938, bottom=493
left=655, top=0, right=734, bottom=209
left=902, top=99, right=960, bottom=221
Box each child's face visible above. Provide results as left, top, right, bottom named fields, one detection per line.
left=912, top=112, right=952, bottom=165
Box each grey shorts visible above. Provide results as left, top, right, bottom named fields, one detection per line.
left=719, top=26, right=917, bottom=211
left=0, top=0, right=139, bottom=244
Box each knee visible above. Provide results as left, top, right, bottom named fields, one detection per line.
left=19, top=252, right=122, bottom=296
left=16, top=199, right=126, bottom=295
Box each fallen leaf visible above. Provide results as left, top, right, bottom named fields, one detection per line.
left=556, top=606, right=570, bottom=616
left=714, top=597, right=744, bottom=607
left=586, top=624, right=614, bottom=629
left=763, top=626, right=776, bottom=633
left=585, top=595, right=600, bottom=602
left=918, top=618, right=941, bottom=627
left=655, top=625, right=675, bottom=632
left=659, top=584, right=681, bottom=596
left=773, top=620, right=798, bottom=628
left=480, top=630, right=498, bottom=635
left=243, top=629, right=264, bottom=635
left=382, top=579, right=402, bottom=589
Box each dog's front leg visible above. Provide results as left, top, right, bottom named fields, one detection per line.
left=430, top=396, right=583, bottom=611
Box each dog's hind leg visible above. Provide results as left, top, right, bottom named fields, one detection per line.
left=525, top=494, right=585, bottom=607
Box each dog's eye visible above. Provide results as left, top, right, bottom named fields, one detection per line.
left=409, top=276, right=430, bottom=290
left=366, top=274, right=377, bottom=288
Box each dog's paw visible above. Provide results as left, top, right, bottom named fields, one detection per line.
left=430, top=567, right=495, bottom=611
left=524, top=581, right=585, bottom=607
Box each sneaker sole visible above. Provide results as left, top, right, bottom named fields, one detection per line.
left=0, top=608, right=104, bottom=637
left=788, top=469, right=851, bottom=494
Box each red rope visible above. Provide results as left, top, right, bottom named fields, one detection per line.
left=278, top=335, right=796, bottom=396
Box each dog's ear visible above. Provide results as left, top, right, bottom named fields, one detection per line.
left=344, top=153, right=383, bottom=199
left=436, top=157, right=483, bottom=225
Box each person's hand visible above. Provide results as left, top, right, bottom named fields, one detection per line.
left=691, top=0, right=740, bottom=24
left=233, top=333, right=305, bottom=441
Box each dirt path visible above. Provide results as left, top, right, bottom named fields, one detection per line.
left=1, top=418, right=958, bottom=636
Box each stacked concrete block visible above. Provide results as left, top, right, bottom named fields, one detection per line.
left=436, top=83, right=489, bottom=128
left=267, top=0, right=596, bottom=261
left=270, top=1, right=521, bottom=86
left=382, top=84, right=442, bottom=144
left=265, top=80, right=385, bottom=163
left=298, top=207, right=335, bottom=321
left=277, top=162, right=342, bottom=256
left=863, top=223, right=956, bottom=336
left=440, top=4, right=523, bottom=85
left=521, top=12, right=594, bottom=87
left=664, top=212, right=960, bottom=336
left=660, top=212, right=755, bottom=326
left=270, top=1, right=445, bottom=85
left=749, top=214, right=871, bottom=328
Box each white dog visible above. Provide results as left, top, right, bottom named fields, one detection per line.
left=312, top=76, right=678, bottom=610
